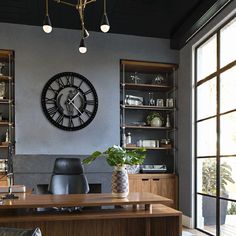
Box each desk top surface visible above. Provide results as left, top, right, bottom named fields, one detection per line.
left=0, top=192, right=172, bottom=209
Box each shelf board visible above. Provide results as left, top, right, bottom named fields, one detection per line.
left=121, top=60, right=178, bottom=73
left=125, top=146, right=172, bottom=150
left=0, top=76, right=11, bottom=81
left=121, top=83, right=172, bottom=91
left=0, top=121, right=13, bottom=126
left=0, top=145, right=9, bottom=148
left=121, top=125, right=172, bottom=130
left=0, top=99, right=12, bottom=104
left=121, top=104, right=175, bottom=111
left=0, top=50, right=13, bottom=57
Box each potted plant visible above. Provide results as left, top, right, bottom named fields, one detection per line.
left=146, top=112, right=164, bottom=127
left=83, top=145, right=146, bottom=198
left=202, top=159, right=235, bottom=225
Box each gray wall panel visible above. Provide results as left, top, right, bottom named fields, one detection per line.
left=0, top=23, right=178, bottom=194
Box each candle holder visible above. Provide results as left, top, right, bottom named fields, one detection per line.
left=1, top=173, right=19, bottom=199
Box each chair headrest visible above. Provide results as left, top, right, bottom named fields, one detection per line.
left=53, top=158, right=84, bottom=175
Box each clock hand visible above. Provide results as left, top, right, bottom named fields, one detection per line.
left=71, top=102, right=82, bottom=115
left=68, top=90, right=80, bottom=104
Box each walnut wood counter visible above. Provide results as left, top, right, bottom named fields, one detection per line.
left=0, top=192, right=182, bottom=236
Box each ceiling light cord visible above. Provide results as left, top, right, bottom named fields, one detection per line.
left=100, top=0, right=110, bottom=33
left=46, top=0, right=49, bottom=16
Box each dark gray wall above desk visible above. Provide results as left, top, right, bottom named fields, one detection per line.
left=0, top=23, right=178, bottom=194
left=0, top=23, right=178, bottom=155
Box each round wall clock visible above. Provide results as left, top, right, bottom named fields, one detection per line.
left=41, top=72, right=98, bottom=131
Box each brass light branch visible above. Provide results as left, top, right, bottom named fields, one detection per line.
left=42, top=0, right=110, bottom=53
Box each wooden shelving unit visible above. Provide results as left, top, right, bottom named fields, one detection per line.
left=120, top=59, right=178, bottom=173
left=0, top=49, right=15, bottom=174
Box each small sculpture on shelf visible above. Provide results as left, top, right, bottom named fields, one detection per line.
left=148, top=92, right=155, bottom=106
left=130, top=72, right=141, bottom=84
left=5, top=129, right=9, bottom=142
left=0, top=62, right=5, bottom=76
left=152, top=74, right=165, bottom=85
left=166, top=114, right=171, bottom=128
left=0, top=82, right=6, bottom=99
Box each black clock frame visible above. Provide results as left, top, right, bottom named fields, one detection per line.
left=41, top=72, right=98, bottom=131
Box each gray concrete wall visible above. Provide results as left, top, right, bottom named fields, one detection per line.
left=178, top=1, right=236, bottom=218
left=0, top=23, right=178, bottom=191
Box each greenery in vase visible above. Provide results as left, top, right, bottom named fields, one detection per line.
left=82, top=145, right=146, bottom=167
left=146, top=112, right=164, bottom=125
left=202, top=159, right=235, bottom=195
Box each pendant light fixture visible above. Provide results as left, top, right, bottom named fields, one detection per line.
left=43, top=0, right=52, bottom=33
left=79, top=38, right=87, bottom=54
left=100, top=0, right=110, bottom=33
left=43, top=0, right=111, bottom=53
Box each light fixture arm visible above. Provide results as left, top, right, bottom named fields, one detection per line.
left=46, top=0, right=49, bottom=16
left=103, top=0, right=107, bottom=14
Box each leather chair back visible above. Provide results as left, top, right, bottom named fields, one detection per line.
left=0, top=227, right=41, bottom=236
left=48, top=158, right=89, bottom=195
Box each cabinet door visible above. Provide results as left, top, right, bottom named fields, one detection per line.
left=0, top=174, right=7, bottom=186
left=129, top=177, right=151, bottom=193
left=150, top=177, right=176, bottom=208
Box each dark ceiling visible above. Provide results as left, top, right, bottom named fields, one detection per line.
left=0, top=0, right=232, bottom=49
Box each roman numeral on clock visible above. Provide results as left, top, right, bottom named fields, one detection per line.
left=47, top=106, right=58, bottom=117
left=65, top=75, right=74, bottom=86
left=56, top=114, right=64, bottom=125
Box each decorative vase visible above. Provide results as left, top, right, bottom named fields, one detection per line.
left=150, top=117, right=162, bottom=127
left=112, top=166, right=129, bottom=198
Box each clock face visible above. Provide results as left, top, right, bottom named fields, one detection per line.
left=41, top=72, right=98, bottom=131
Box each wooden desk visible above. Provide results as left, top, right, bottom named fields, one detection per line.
left=0, top=192, right=182, bottom=236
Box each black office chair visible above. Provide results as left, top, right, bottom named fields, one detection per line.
left=0, top=227, right=41, bottom=236
left=48, top=158, right=89, bottom=194
left=37, top=158, right=89, bottom=195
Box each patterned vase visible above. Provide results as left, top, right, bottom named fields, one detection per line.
left=112, top=166, right=129, bottom=198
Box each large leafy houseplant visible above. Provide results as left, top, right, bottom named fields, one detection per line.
left=202, top=159, right=235, bottom=225
left=82, top=145, right=146, bottom=167
left=202, top=159, right=235, bottom=195
left=83, top=145, right=146, bottom=198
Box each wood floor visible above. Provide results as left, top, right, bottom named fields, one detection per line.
left=183, top=227, right=207, bottom=236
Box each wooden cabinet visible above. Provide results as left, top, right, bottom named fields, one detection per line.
left=120, top=60, right=178, bottom=173
left=0, top=50, right=15, bottom=174
left=0, top=174, right=7, bottom=186
left=129, top=174, right=178, bottom=209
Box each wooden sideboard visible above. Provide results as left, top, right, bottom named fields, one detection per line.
left=129, top=174, right=178, bottom=208
left=0, top=174, right=7, bottom=186
left=0, top=192, right=182, bottom=236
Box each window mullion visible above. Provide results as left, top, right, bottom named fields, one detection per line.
left=216, top=30, right=221, bottom=236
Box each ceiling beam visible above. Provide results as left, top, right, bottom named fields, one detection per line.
left=170, top=0, right=233, bottom=50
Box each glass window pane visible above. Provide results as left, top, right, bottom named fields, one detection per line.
left=220, top=18, right=236, bottom=68
left=197, top=194, right=216, bottom=235
left=197, top=35, right=217, bottom=81
left=197, top=118, right=217, bottom=156
left=220, top=66, right=236, bottom=113
left=220, top=200, right=236, bottom=236
left=197, top=78, right=216, bottom=120
left=220, top=157, right=236, bottom=201
left=220, top=112, right=236, bottom=155
left=197, top=158, right=217, bottom=196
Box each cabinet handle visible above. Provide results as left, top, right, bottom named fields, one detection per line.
left=153, top=179, right=160, bottom=181
left=142, top=179, right=149, bottom=181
